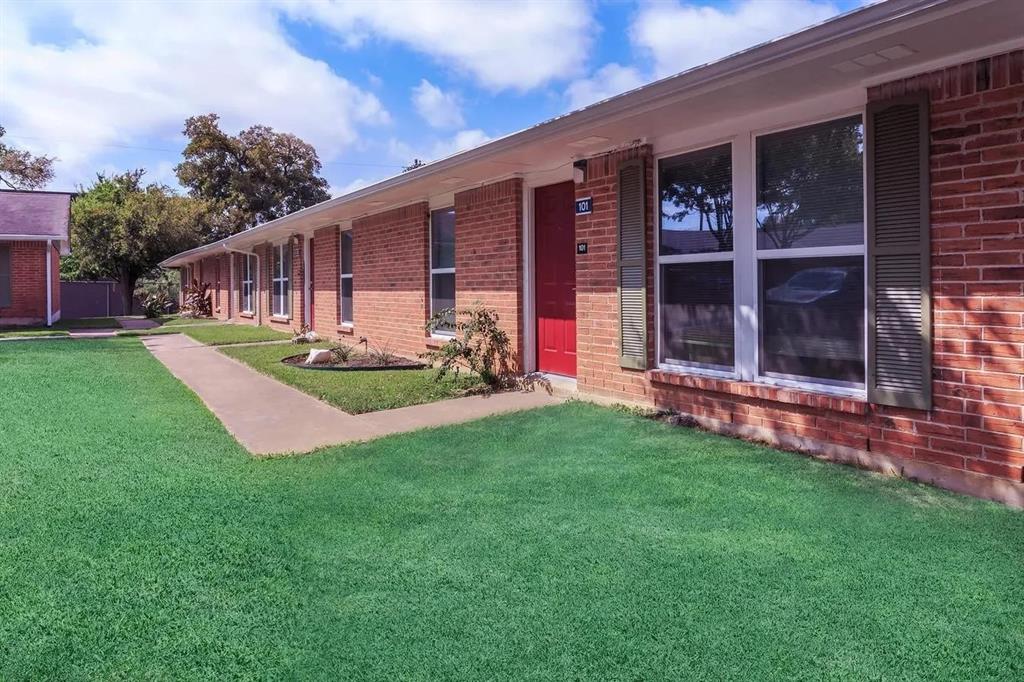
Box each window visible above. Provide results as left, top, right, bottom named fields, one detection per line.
left=655, top=113, right=867, bottom=393
left=339, top=230, right=353, bottom=325
left=272, top=243, right=291, bottom=318
left=430, top=207, right=456, bottom=333
left=658, top=143, right=735, bottom=370
left=0, top=243, right=10, bottom=308
left=240, top=254, right=255, bottom=314
left=756, top=116, right=865, bottom=386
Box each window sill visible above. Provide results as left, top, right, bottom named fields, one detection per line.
left=239, top=311, right=254, bottom=319
left=425, top=333, right=453, bottom=349
left=337, top=324, right=354, bottom=335
left=647, top=368, right=868, bottom=415
left=270, top=315, right=291, bottom=323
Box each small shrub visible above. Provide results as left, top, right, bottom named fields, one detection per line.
left=421, top=305, right=516, bottom=388
left=142, top=286, right=174, bottom=318
left=368, top=340, right=399, bottom=367
left=180, top=279, right=212, bottom=318
left=331, top=343, right=355, bottom=363
left=291, top=324, right=319, bottom=344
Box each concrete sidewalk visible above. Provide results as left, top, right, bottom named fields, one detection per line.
left=142, top=333, right=561, bottom=455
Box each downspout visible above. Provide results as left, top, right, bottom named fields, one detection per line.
left=223, top=245, right=261, bottom=325
left=45, top=239, right=52, bottom=327
left=302, top=235, right=311, bottom=328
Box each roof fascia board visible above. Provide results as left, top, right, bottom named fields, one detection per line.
left=163, top=0, right=977, bottom=267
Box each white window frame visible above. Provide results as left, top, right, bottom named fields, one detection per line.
left=241, top=254, right=255, bottom=314
left=339, top=229, right=353, bottom=326
left=654, top=107, right=868, bottom=398
left=429, top=207, right=456, bottom=337
left=272, top=243, right=290, bottom=318
left=655, top=139, right=738, bottom=379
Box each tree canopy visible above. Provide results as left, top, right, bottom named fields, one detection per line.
left=70, top=170, right=206, bottom=313
left=0, top=126, right=55, bottom=190
left=175, top=114, right=331, bottom=240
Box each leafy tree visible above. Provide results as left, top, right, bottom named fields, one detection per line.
left=0, top=126, right=55, bottom=190
left=175, top=114, right=331, bottom=240
left=70, top=170, right=206, bottom=315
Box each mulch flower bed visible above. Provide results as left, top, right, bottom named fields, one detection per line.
left=281, top=352, right=426, bottom=372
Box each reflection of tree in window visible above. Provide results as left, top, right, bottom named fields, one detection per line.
left=660, top=144, right=732, bottom=254
left=756, top=117, right=863, bottom=250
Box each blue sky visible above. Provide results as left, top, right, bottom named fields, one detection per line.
left=2, top=0, right=865, bottom=197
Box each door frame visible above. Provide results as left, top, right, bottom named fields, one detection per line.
left=522, top=168, right=577, bottom=375
left=530, top=180, right=578, bottom=377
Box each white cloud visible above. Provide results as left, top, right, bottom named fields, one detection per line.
left=412, top=80, right=464, bottom=129
left=566, top=63, right=648, bottom=110
left=0, top=0, right=389, bottom=189
left=282, top=0, right=595, bottom=90
left=389, top=129, right=491, bottom=166
left=631, top=0, right=841, bottom=78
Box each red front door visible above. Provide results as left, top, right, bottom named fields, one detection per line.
left=535, top=182, right=577, bottom=377
left=308, top=238, right=315, bottom=329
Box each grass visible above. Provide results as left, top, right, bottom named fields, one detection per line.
left=120, top=322, right=292, bottom=345
left=1, top=338, right=1022, bottom=680
left=0, top=329, right=70, bottom=339
left=0, top=316, right=118, bottom=337
left=157, top=315, right=222, bottom=327
left=221, top=342, right=481, bottom=413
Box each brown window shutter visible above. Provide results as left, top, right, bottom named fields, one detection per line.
left=618, top=158, right=647, bottom=369
left=866, top=92, right=931, bottom=409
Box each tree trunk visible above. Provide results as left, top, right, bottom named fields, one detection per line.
left=120, top=273, right=138, bottom=317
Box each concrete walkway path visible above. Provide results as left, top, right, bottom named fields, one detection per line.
left=142, top=333, right=561, bottom=455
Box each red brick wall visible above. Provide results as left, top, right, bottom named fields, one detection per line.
left=455, top=179, right=524, bottom=364
left=572, top=52, right=1024, bottom=491
left=0, top=241, right=48, bottom=323
left=311, top=226, right=340, bottom=333
left=195, top=254, right=231, bottom=320
left=865, top=50, right=1024, bottom=483
left=347, top=202, right=430, bottom=357
left=574, top=146, right=655, bottom=398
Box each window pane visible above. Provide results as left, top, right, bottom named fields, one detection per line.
left=341, top=232, right=353, bottom=275
left=660, top=261, right=734, bottom=367
left=341, top=278, right=353, bottom=323
left=756, top=116, right=864, bottom=250
left=431, top=208, right=456, bottom=269
left=431, top=272, right=455, bottom=332
left=760, top=256, right=864, bottom=384
left=660, top=143, right=733, bottom=255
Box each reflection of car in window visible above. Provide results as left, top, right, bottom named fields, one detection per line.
left=766, top=267, right=859, bottom=305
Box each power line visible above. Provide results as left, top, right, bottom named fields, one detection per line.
left=3, top=134, right=407, bottom=169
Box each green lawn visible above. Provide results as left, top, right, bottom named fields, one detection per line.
left=120, top=322, right=291, bottom=345
left=220, top=342, right=481, bottom=413
left=1, top=338, right=1022, bottom=679
left=157, top=315, right=222, bottom=327
left=0, top=316, right=118, bottom=338
left=0, top=329, right=70, bottom=339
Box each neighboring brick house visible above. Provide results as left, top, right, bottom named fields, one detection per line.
left=0, top=190, right=71, bottom=326
left=163, top=0, right=1024, bottom=505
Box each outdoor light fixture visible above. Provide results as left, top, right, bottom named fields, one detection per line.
left=573, top=159, right=588, bottom=184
